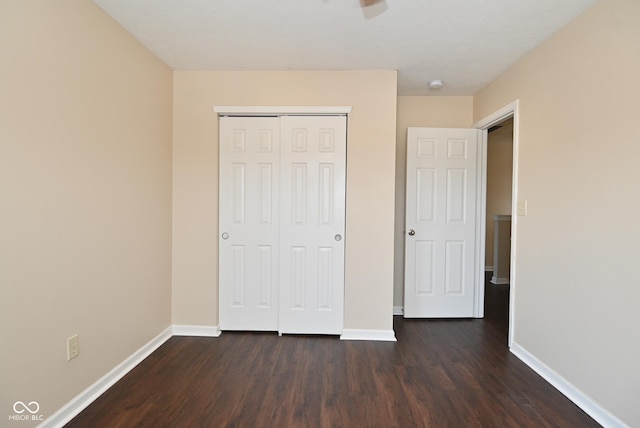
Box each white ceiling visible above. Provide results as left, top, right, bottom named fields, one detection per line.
left=91, top=0, right=596, bottom=96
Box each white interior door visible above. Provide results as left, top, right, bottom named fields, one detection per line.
left=404, top=127, right=481, bottom=318
left=279, top=116, right=346, bottom=335
left=219, top=117, right=280, bottom=330
left=219, top=115, right=346, bottom=334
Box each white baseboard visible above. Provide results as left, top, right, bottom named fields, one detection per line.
left=172, top=324, right=221, bottom=337
left=393, top=306, right=404, bottom=316
left=340, top=329, right=397, bottom=342
left=485, top=265, right=494, bottom=272
left=40, top=327, right=173, bottom=428
left=490, top=276, right=510, bottom=285
left=42, top=323, right=402, bottom=427
left=510, top=342, right=628, bottom=428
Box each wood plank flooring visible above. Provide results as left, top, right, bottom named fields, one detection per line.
left=65, top=279, right=599, bottom=427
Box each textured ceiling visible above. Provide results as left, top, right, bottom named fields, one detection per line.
left=91, top=0, right=596, bottom=95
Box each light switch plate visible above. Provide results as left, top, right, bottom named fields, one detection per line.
left=517, top=200, right=528, bottom=216
left=67, top=334, right=79, bottom=360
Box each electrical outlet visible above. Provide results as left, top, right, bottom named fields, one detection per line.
left=67, top=334, right=79, bottom=361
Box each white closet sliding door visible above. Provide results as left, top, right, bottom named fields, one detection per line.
left=219, top=117, right=280, bottom=331
left=279, top=116, right=346, bottom=335
left=219, top=115, right=346, bottom=335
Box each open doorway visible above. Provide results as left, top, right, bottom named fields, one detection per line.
left=484, top=118, right=514, bottom=342
left=474, top=100, right=519, bottom=348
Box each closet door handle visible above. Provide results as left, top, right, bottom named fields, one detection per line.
left=408, top=229, right=415, bottom=236
left=335, top=234, right=342, bottom=241
left=221, top=232, right=229, bottom=240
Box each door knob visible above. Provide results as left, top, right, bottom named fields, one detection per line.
left=221, top=232, right=229, bottom=240
left=335, top=234, right=342, bottom=241
left=408, top=229, right=415, bottom=236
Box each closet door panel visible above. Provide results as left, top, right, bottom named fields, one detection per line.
left=219, top=117, right=280, bottom=330
left=279, top=116, right=346, bottom=335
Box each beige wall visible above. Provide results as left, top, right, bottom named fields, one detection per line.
left=485, top=119, right=513, bottom=268
left=1, top=1, right=173, bottom=424
left=394, top=96, right=473, bottom=307
left=474, top=0, right=640, bottom=425
left=172, top=71, right=398, bottom=331
left=4, top=0, right=637, bottom=425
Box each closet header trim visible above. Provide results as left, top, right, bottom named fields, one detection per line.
left=213, top=106, right=352, bottom=116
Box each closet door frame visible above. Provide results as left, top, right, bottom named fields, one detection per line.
left=214, top=106, right=352, bottom=116
left=215, top=106, right=352, bottom=335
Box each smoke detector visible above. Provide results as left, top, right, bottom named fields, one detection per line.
left=428, top=79, right=444, bottom=90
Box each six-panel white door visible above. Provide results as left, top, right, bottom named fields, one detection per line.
left=404, top=127, right=481, bottom=318
left=219, top=117, right=280, bottom=330
left=219, top=115, right=346, bottom=334
left=279, top=116, right=346, bottom=335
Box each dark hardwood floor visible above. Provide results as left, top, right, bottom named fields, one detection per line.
left=66, top=277, right=599, bottom=427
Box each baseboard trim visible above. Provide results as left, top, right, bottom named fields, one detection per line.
left=172, top=324, right=221, bottom=337
left=43, top=323, right=401, bottom=427
left=490, top=276, right=510, bottom=285
left=40, top=327, right=173, bottom=428
left=340, top=329, right=397, bottom=342
left=510, top=342, right=628, bottom=428
left=485, top=266, right=494, bottom=272
left=393, top=306, right=404, bottom=316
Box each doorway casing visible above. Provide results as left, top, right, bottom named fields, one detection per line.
left=474, top=100, right=519, bottom=347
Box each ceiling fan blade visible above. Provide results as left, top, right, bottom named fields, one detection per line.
left=360, top=0, right=384, bottom=7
